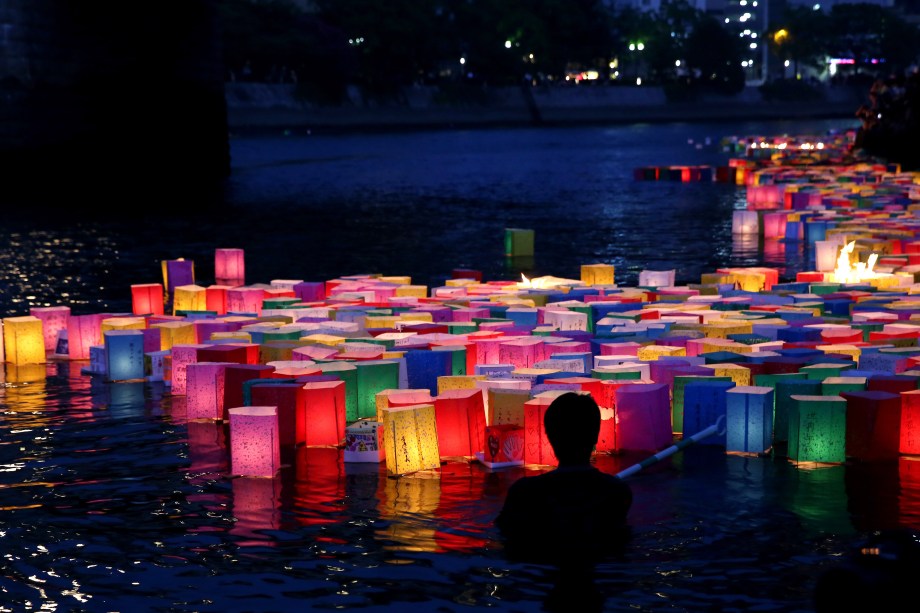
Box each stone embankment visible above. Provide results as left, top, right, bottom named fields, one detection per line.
left=225, top=83, right=867, bottom=133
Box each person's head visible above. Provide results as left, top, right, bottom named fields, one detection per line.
left=544, top=392, right=601, bottom=465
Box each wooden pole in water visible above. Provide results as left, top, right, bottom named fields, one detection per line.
left=615, top=416, right=726, bottom=480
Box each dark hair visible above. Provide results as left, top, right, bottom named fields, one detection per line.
left=544, top=392, right=601, bottom=464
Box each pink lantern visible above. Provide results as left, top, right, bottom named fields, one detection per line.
left=30, top=306, right=71, bottom=353
left=131, top=283, right=165, bottom=316
left=227, top=287, right=264, bottom=316
left=215, top=248, right=245, bottom=286
left=901, top=390, right=920, bottom=455
left=186, top=362, right=233, bottom=420
left=498, top=337, right=546, bottom=368
left=169, top=344, right=210, bottom=395
left=298, top=380, right=346, bottom=447
left=434, top=388, right=487, bottom=459
left=229, top=406, right=281, bottom=477
left=68, top=313, right=105, bottom=360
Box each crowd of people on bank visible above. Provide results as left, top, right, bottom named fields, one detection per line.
left=854, top=68, right=920, bottom=169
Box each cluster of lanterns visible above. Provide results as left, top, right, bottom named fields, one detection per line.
left=4, top=136, right=920, bottom=483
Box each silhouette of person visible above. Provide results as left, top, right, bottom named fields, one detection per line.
left=495, top=392, right=633, bottom=563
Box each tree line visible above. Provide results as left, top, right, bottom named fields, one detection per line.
left=218, top=0, right=920, bottom=104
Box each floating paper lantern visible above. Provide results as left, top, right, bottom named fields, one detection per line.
left=250, top=381, right=302, bottom=449
left=815, top=241, right=840, bottom=273
left=344, top=419, right=384, bottom=462
left=375, top=388, right=432, bottom=422
left=614, top=383, right=672, bottom=452
left=673, top=375, right=733, bottom=434
left=131, top=283, right=165, bottom=316
left=299, top=380, right=346, bottom=447
left=169, top=343, right=210, bottom=395
left=486, top=387, right=530, bottom=426
left=30, top=306, right=70, bottom=353
left=434, top=388, right=487, bottom=459
left=319, top=361, right=359, bottom=422
left=355, top=360, right=400, bottom=420
left=683, top=380, right=735, bottom=445
left=900, top=390, right=920, bottom=455
left=227, top=287, right=265, bottom=316
left=504, top=228, right=535, bottom=257
left=229, top=406, right=281, bottom=477
left=481, top=424, right=525, bottom=466
left=186, top=362, right=233, bottom=420
left=162, top=258, right=195, bottom=299
left=215, top=248, right=245, bottom=286
left=223, top=363, right=274, bottom=412
left=725, top=386, right=774, bottom=454
left=523, top=395, right=557, bottom=466
left=3, top=316, right=45, bottom=365
left=437, top=374, right=486, bottom=394
left=381, top=403, right=441, bottom=476
left=580, top=263, right=615, bottom=286
left=841, top=390, right=901, bottom=461
left=206, top=285, right=232, bottom=315
left=104, top=329, right=145, bottom=381
left=498, top=337, right=546, bottom=368
left=638, top=270, right=675, bottom=288
left=405, top=349, right=453, bottom=394
left=773, top=378, right=822, bottom=445
left=788, top=395, right=847, bottom=464
left=173, top=285, right=208, bottom=315
left=732, top=210, right=759, bottom=235
left=152, top=321, right=197, bottom=351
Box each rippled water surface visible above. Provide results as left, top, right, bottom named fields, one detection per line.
left=5, top=118, right=916, bottom=612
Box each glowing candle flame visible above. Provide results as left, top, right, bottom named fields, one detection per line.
left=517, top=274, right=583, bottom=290
left=831, top=241, right=879, bottom=284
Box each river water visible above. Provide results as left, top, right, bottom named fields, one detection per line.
left=5, top=117, right=916, bottom=612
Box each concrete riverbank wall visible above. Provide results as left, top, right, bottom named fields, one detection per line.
left=225, top=82, right=868, bottom=133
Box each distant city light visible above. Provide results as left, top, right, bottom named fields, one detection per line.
left=742, top=61, right=749, bottom=67
left=460, top=57, right=465, bottom=65
left=637, top=42, right=645, bottom=51
left=740, top=0, right=747, bottom=4
left=675, top=60, right=681, bottom=67
left=724, top=18, right=730, bottom=23
left=629, top=43, right=636, bottom=51
left=784, top=60, right=790, bottom=67
left=752, top=33, right=757, bottom=38
left=504, top=40, right=511, bottom=49
left=636, top=77, right=642, bottom=85
left=752, top=1, right=758, bottom=5
left=813, top=4, right=821, bottom=10
left=750, top=43, right=757, bottom=49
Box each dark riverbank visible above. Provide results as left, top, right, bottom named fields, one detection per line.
left=226, top=82, right=867, bottom=134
